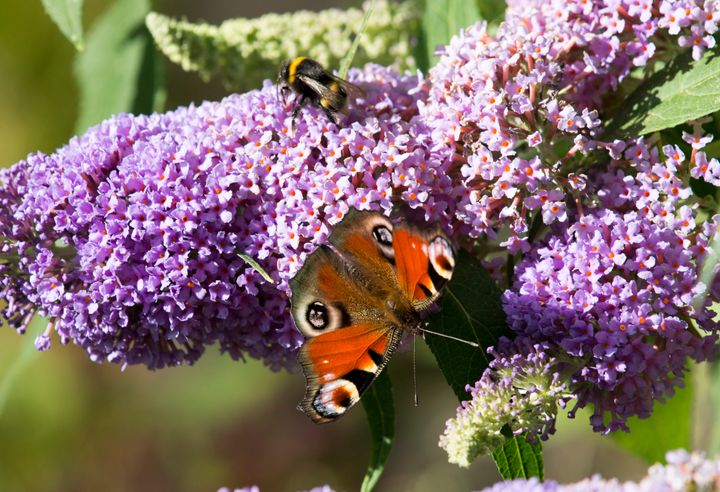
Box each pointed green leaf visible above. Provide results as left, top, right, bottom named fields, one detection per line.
left=74, top=0, right=163, bottom=133
left=133, top=31, right=167, bottom=116
left=238, top=253, right=275, bottom=285
left=361, top=370, right=394, bottom=492
left=607, top=46, right=720, bottom=137
left=425, top=249, right=511, bottom=400
left=416, top=0, right=482, bottom=72
left=338, top=0, right=376, bottom=79
left=41, top=0, right=84, bottom=50
left=611, top=377, right=693, bottom=463
left=492, top=432, right=544, bottom=480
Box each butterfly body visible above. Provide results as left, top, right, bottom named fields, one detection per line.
left=289, top=210, right=455, bottom=423
left=278, top=56, right=364, bottom=126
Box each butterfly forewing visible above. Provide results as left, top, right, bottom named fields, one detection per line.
left=327, top=209, right=399, bottom=281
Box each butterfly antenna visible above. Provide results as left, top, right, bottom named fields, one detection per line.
left=418, top=327, right=480, bottom=348
left=413, top=333, right=419, bottom=407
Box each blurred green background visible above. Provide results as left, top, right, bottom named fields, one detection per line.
left=0, top=1, right=652, bottom=491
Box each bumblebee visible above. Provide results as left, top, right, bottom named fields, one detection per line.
left=278, top=56, right=364, bottom=126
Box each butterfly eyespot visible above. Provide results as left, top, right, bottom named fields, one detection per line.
left=312, top=379, right=360, bottom=418
left=306, top=301, right=329, bottom=330
left=372, top=225, right=393, bottom=246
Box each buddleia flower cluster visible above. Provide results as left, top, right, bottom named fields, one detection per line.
left=146, top=0, right=417, bottom=91
left=0, top=64, right=464, bottom=370
left=478, top=449, right=720, bottom=492
left=502, top=205, right=719, bottom=429
left=2, top=0, right=719, bottom=461
left=420, top=0, right=720, bottom=252
left=434, top=0, right=720, bottom=465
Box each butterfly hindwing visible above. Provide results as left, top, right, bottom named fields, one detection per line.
left=297, top=323, right=401, bottom=423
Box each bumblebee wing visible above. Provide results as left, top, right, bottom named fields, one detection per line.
left=297, top=74, right=348, bottom=117
left=297, top=74, right=335, bottom=98
left=338, top=80, right=365, bottom=99
left=297, top=73, right=364, bottom=100
left=332, top=75, right=366, bottom=98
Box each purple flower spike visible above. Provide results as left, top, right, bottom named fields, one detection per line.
left=0, top=65, right=454, bottom=370
left=503, top=208, right=719, bottom=433
left=419, top=0, right=719, bottom=250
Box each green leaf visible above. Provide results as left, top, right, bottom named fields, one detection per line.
left=425, top=249, right=511, bottom=400
left=74, top=0, right=163, bottom=134
left=338, top=0, right=376, bottom=79
left=611, top=377, right=693, bottom=463
left=133, top=31, right=167, bottom=116
left=426, top=251, right=544, bottom=478
left=41, top=0, right=84, bottom=50
left=492, top=432, right=544, bottom=480
left=416, top=0, right=482, bottom=72
left=607, top=46, right=720, bottom=137
left=361, top=370, right=394, bottom=492
left=237, top=253, right=275, bottom=284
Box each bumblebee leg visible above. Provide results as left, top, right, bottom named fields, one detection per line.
left=278, top=84, right=291, bottom=104
left=321, top=106, right=340, bottom=126
left=291, top=95, right=306, bottom=121
left=290, top=95, right=307, bottom=135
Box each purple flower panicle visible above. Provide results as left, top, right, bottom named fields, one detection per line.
left=433, top=0, right=720, bottom=459
left=503, top=208, right=719, bottom=432
left=0, top=65, right=454, bottom=370
left=420, top=0, right=719, bottom=252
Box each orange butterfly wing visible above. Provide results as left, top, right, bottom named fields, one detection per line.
left=298, top=323, right=401, bottom=423
left=289, top=209, right=455, bottom=423
left=290, top=242, right=402, bottom=423
left=327, top=209, right=397, bottom=281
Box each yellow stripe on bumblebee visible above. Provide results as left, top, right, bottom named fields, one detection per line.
left=287, top=56, right=306, bottom=84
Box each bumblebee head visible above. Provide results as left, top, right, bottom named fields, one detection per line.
left=277, top=60, right=292, bottom=103
left=279, top=60, right=291, bottom=84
